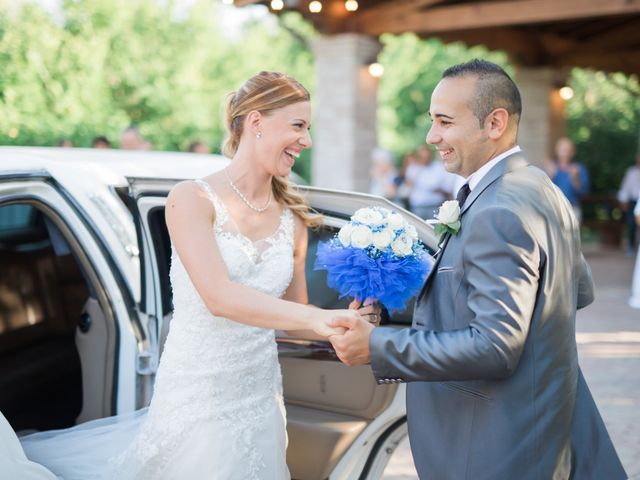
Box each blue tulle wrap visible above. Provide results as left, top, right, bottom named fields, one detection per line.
left=314, top=239, right=431, bottom=313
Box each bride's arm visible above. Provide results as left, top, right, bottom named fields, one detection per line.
left=280, top=214, right=323, bottom=340
left=165, top=181, right=352, bottom=337
left=281, top=215, right=377, bottom=339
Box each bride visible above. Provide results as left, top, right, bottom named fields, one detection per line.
left=13, top=71, right=375, bottom=479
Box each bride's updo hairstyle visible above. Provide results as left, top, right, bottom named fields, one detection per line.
left=222, top=71, right=322, bottom=228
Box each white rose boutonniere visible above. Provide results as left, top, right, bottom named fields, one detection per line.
left=434, top=200, right=461, bottom=236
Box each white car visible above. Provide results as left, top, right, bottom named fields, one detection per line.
left=0, top=147, right=438, bottom=479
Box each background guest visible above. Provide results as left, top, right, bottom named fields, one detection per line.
left=394, top=151, right=416, bottom=210
left=369, top=148, right=398, bottom=200
left=617, top=153, right=640, bottom=255
left=91, top=136, right=112, bottom=149
left=119, top=125, right=150, bottom=150
left=187, top=141, right=210, bottom=154
left=404, top=145, right=456, bottom=219
left=545, top=137, right=590, bottom=223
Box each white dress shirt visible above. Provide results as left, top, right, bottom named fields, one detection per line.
left=455, top=145, right=522, bottom=196
left=618, top=165, right=640, bottom=203
left=469, top=146, right=521, bottom=190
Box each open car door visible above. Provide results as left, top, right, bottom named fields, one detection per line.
left=123, top=178, right=438, bottom=480
left=279, top=188, right=438, bottom=480
left=120, top=178, right=177, bottom=406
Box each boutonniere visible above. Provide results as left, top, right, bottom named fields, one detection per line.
left=432, top=200, right=461, bottom=237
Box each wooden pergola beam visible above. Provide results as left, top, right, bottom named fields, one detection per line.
left=355, top=0, right=640, bottom=36
left=231, top=0, right=260, bottom=6
left=578, top=21, right=640, bottom=52
left=435, top=27, right=547, bottom=63
left=556, top=50, right=640, bottom=73
left=348, top=0, right=443, bottom=27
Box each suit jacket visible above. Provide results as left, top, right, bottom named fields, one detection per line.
left=370, top=153, right=626, bottom=479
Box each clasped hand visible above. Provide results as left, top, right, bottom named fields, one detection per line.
left=327, top=299, right=381, bottom=366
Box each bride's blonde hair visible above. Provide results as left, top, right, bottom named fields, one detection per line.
left=222, top=71, right=323, bottom=229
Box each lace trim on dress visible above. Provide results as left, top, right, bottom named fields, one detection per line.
left=193, top=179, right=294, bottom=264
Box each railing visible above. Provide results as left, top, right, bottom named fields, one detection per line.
left=580, top=193, right=624, bottom=247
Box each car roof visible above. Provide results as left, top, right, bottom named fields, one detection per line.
left=0, top=146, right=230, bottom=186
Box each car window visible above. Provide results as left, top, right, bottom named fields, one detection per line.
left=148, top=208, right=173, bottom=316
left=0, top=204, right=34, bottom=229
left=0, top=204, right=49, bottom=251
left=306, top=227, right=414, bottom=326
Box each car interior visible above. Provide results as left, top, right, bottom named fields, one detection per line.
left=0, top=203, right=112, bottom=433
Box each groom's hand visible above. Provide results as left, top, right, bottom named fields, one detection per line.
left=348, top=298, right=383, bottom=326
left=328, top=315, right=374, bottom=366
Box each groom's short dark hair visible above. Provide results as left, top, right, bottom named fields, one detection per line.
left=443, top=59, right=522, bottom=128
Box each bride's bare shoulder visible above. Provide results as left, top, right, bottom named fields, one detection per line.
left=166, top=181, right=216, bottom=222
left=168, top=180, right=209, bottom=204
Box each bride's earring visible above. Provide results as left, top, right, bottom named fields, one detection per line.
left=256, top=132, right=262, bottom=139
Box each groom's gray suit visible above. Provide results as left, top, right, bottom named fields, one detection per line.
left=370, top=153, right=626, bottom=479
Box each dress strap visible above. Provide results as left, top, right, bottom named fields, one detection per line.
left=282, top=208, right=295, bottom=242
left=193, top=179, right=229, bottom=229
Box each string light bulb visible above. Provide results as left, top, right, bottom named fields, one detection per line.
left=368, top=62, right=384, bottom=78
left=559, top=86, right=574, bottom=100
left=309, top=1, right=322, bottom=13
left=345, top=0, right=358, bottom=11
left=270, top=0, right=284, bottom=10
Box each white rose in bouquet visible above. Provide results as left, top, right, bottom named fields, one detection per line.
left=387, top=212, right=404, bottom=230
left=405, top=224, right=419, bottom=241
left=372, top=228, right=393, bottom=250
left=338, top=223, right=354, bottom=247
left=350, top=225, right=374, bottom=248
left=352, top=208, right=384, bottom=226
left=391, top=234, right=414, bottom=257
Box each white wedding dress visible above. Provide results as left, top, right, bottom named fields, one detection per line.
left=19, top=179, right=294, bottom=479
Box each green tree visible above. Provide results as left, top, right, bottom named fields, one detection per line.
left=0, top=0, right=315, bottom=181
left=565, top=69, right=640, bottom=193
left=376, top=34, right=509, bottom=158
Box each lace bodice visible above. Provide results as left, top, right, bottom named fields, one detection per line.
left=110, top=179, right=295, bottom=479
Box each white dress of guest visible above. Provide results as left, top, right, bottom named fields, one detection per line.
left=630, top=200, right=640, bottom=309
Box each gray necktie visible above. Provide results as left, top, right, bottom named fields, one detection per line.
left=456, top=183, right=471, bottom=207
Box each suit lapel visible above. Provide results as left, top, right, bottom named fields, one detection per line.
left=417, top=232, right=452, bottom=300
left=460, top=153, right=529, bottom=216
left=416, top=153, right=529, bottom=304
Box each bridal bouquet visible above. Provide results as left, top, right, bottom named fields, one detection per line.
left=314, top=207, right=431, bottom=313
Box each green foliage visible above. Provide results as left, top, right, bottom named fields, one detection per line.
left=1, top=2, right=638, bottom=191
left=0, top=0, right=315, bottom=181
left=377, top=34, right=510, bottom=158
left=565, top=69, right=640, bottom=193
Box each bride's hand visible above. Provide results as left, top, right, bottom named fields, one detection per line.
left=311, top=309, right=357, bottom=338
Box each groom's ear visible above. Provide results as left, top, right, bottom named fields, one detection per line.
left=485, top=108, right=509, bottom=140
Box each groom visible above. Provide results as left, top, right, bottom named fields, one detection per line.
left=330, top=59, right=627, bottom=479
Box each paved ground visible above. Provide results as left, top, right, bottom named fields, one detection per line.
left=382, top=245, right=640, bottom=479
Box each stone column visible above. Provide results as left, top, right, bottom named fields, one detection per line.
left=310, top=34, right=381, bottom=192
left=515, top=67, right=565, bottom=166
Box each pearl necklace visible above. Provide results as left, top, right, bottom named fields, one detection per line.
left=224, top=168, right=272, bottom=213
